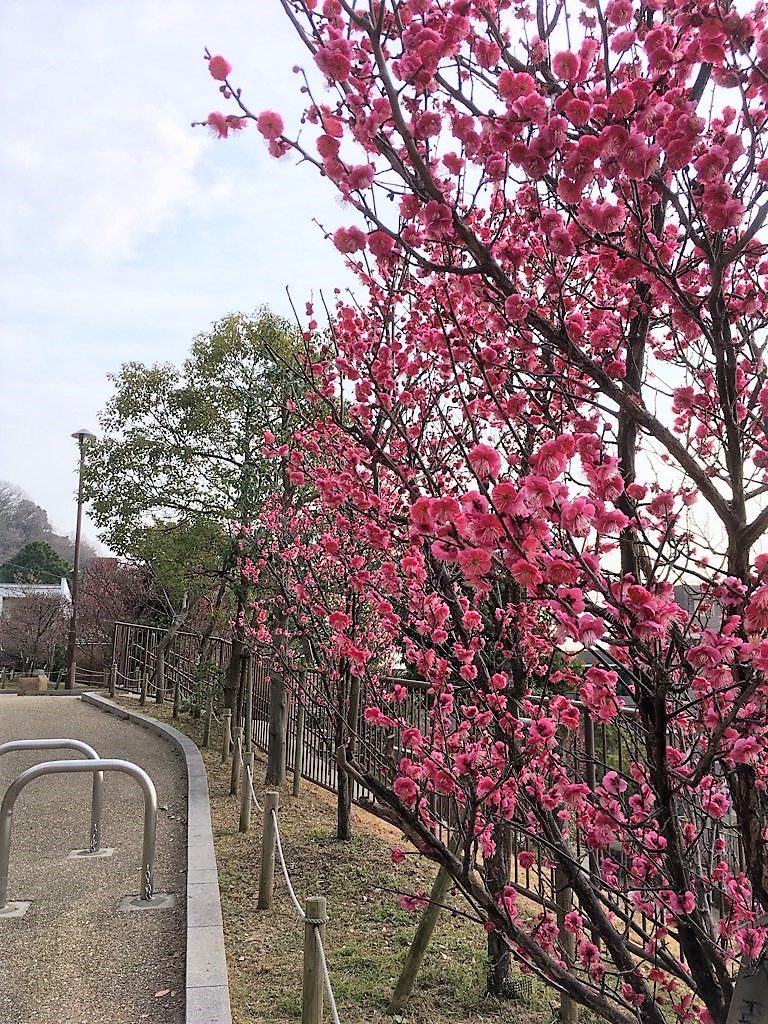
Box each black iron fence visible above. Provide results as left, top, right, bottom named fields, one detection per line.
left=111, top=620, right=745, bottom=926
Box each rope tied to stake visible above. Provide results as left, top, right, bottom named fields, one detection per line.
left=245, top=765, right=263, bottom=813
left=269, top=808, right=341, bottom=1022
left=271, top=807, right=307, bottom=921
left=315, top=928, right=341, bottom=1024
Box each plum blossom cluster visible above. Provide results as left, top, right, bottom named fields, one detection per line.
left=201, top=2, right=768, bottom=1023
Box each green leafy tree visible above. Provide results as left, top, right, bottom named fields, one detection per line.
left=0, top=541, right=71, bottom=584
left=84, top=307, right=305, bottom=706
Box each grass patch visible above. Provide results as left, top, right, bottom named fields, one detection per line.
left=116, top=696, right=556, bottom=1024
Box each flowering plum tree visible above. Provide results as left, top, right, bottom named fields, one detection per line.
left=0, top=594, right=68, bottom=675
left=239, top=433, right=398, bottom=833
left=200, top=4, right=768, bottom=1022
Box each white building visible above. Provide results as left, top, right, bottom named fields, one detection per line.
left=0, top=578, right=71, bottom=616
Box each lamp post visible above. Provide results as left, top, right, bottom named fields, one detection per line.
left=65, top=428, right=96, bottom=690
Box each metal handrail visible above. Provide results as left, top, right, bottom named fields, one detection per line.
left=0, top=739, right=104, bottom=852
left=0, top=758, right=158, bottom=908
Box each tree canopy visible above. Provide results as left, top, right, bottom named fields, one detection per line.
left=0, top=541, right=71, bottom=584
left=84, top=308, right=303, bottom=555
left=84, top=308, right=309, bottom=700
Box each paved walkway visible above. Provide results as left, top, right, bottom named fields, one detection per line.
left=0, top=697, right=187, bottom=1024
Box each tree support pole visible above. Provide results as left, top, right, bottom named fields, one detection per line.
left=390, top=860, right=455, bottom=1011
left=240, top=752, right=254, bottom=834
left=230, top=726, right=243, bottom=796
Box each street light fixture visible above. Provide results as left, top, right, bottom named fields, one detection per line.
left=65, top=428, right=96, bottom=690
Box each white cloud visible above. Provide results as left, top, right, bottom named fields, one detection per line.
left=53, top=118, right=212, bottom=262
left=0, top=1, right=360, bottom=541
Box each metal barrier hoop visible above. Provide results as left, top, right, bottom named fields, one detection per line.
left=0, top=739, right=104, bottom=853
left=0, top=757, right=158, bottom=909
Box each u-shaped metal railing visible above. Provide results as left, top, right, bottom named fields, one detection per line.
left=0, top=740, right=104, bottom=853
left=0, top=758, right=158, bottom=909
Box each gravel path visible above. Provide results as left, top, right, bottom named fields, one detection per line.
left=0, top=697, right=187, bottom=1024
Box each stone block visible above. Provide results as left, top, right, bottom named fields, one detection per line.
left=186, top=925, right=228, bottom=987
left=187, top=926, right=229, bottom=988
left=187, top=985, right=232, bottom=1024
left=187, top=882, right=223, bottom=930
left=16, top=675, right=48, bottom=694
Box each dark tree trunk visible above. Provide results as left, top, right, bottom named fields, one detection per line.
left=336, top=705, right=352, bottom=840
left=155, top=648, right=166, bottom=704
left=334, top=663, right=360, bottom=840
left=266, top=665, right=288, bottom=787
left=152, top=594, right=189, bottom=705
left=266, top=605, right=289, bottom=787
left=224, top=635, right=244, bottom=711
left=485, top=821, right=513, bottom=996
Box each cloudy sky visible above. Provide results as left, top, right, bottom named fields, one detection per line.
left=0, top=1, right=355, bottom=546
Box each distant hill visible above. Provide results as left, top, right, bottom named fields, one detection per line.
left=0, top=481, right=97, bottom=568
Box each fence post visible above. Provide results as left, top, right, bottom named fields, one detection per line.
left=230, top=726, right=243, bottom=796
left=302, top=895, right=326, bottom=1024
left=258, top=790, right=280, bottom=910
left=172, top=678, right=181, bottom=720
left=109, top=663, right=117, bottom=698
left=293, top=696, right=305, bottom=798
left=556, top=865, right=578, bottom=1024
left=222, top=710, right=232, bottom=763
left=140, top=672, right=148, bottom=707
left=240, top=752, right=254, bottom=833
left=244, top=658, right=253, bottom=755
left=202, top=686, right=214, bottom=749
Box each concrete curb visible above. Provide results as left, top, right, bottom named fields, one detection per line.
left=80, top=693, right=232, bottom=1024
left=0, top=689, right=94, bottom=697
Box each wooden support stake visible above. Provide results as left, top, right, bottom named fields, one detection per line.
left=222, top=709, right=232, bottom=763
left=390, top=862, right=454, bottom=1011
left=257, top=790, right=280, bottom=910
left=109, top=664, right=117, bottom=698
left=302, top=895, right=326, bottom=1024
left=202, top=687, right=214, bottom=749
left=230, top=726, right=243, bottom=796
left=240, top=752, right=254, bottom=833
left=293, top=699, right=305, bottom=798
left=139, top=672, right=148, bottom=707
left=172, top=678, right=180, bottom=720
